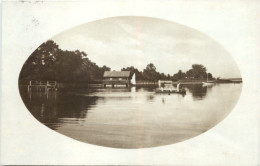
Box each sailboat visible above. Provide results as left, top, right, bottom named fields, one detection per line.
left=130, top=73, right=136, bottom=86
left=202, top=73, right=215, bottom=86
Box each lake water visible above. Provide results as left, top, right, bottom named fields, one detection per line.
left=20, top=83, right=242, bottom=148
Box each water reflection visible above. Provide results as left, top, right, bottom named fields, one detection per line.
left=161, top=97, right=165, bottom=104
left=21, top=90, right=99, bottom=130
left=19, top=83, right=242, bottom=148
left=183, top=84, right=208, bottom=99
left=146, top=94, right=155, bottom=102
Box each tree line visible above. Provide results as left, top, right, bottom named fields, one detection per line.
left=19, top=40, right=110, bottom=83
left=19, top=40, right=214, bottom=83
left=121, top=63, right=213, bottom=82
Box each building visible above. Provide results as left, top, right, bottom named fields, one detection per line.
left=103, top=71, right=131, bottom=87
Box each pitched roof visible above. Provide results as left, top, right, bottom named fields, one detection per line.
left=103, top=71, right=131, bottom=78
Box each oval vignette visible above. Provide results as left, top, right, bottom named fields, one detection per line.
left=19, top=16, right=242, bottom=149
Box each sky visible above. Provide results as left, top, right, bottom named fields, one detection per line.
left=52, top=16, right=241, bottom=78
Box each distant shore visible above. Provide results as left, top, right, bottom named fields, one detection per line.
left=19, top=78, right=242, bottom=90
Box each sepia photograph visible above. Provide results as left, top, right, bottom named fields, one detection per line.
left=18, top=16, right=243, bottom=149
left=2, top=0, right=260, bottom=165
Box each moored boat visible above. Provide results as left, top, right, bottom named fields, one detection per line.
left=202, top=81, right=214, bottom=86
left=202, top=73, right=215, bottom=86
left=155, top=80, right=186, bottom=94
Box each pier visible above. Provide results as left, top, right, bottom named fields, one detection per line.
left=26, top=81, right=58, bottom=93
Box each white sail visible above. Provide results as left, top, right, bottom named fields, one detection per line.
left=202, top=73, right=215, bottom=86
left=131, top=73, right=136, bottom=85
left=177, top=83, right=180, bottom=91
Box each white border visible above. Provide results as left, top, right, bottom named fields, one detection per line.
left=1, top=0, right=260, bottom=165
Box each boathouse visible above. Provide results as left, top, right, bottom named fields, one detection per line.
left=103, top=71, right=131, bottom=87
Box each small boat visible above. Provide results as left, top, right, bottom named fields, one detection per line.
left=202, top=82, right=214, bottom=86
left=202, top=73, right=215, bottom=86
left=156, top=80, right=186, bottom=94
left=155, top=89, right=186, bottom=94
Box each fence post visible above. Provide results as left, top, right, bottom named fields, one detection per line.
left=28, top=81, right=31, bottom=93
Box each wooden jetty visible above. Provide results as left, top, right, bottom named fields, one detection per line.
left=155, top=89, right=186, bottom=94
left=26, top=81, right=58, bottom=93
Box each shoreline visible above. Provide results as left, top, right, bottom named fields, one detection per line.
left=18, top=80, right=242, bottom=90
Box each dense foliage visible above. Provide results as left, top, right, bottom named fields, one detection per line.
left=121, top=64, right=213, bottom=82
left=19, top=40, right=110, bottom=83
left=20, top=40, right=214, bottom=83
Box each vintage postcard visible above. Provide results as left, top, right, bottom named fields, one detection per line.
left=1, top=0, right=259, bottom=165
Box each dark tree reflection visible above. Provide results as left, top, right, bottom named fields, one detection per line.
left=20, top=90, right=98, bottom=130
left=183, top=84, right=208, bottom=99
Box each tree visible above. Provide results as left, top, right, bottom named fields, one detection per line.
left=121, top=66, right=144, bottom=80
left=159, top=72, right=166, bottom=80
left=101, top=65, right=111, bottom=72
left=19, top=40, right=215, bottom=85
left=207, top=73, right=213, bottom=80
left=121, top=66, right=136, bottom=78
left=173, top=70, right=186, bottom=80
left=186, top=69, right=194, bottom=78
left=53, top=50, right=85, bottom=82
left=19, top=40, right=108, bottom=83
left=19, top=40, right=60, bottom=81
left=143, top=63, right=158, bottom=82
left=191, top=64, right=207, bottom=79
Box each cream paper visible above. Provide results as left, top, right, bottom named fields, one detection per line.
left=1, top=0, right=259, bottom=165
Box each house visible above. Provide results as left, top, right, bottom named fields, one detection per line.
left=103, top=71, right=131, bottom=87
